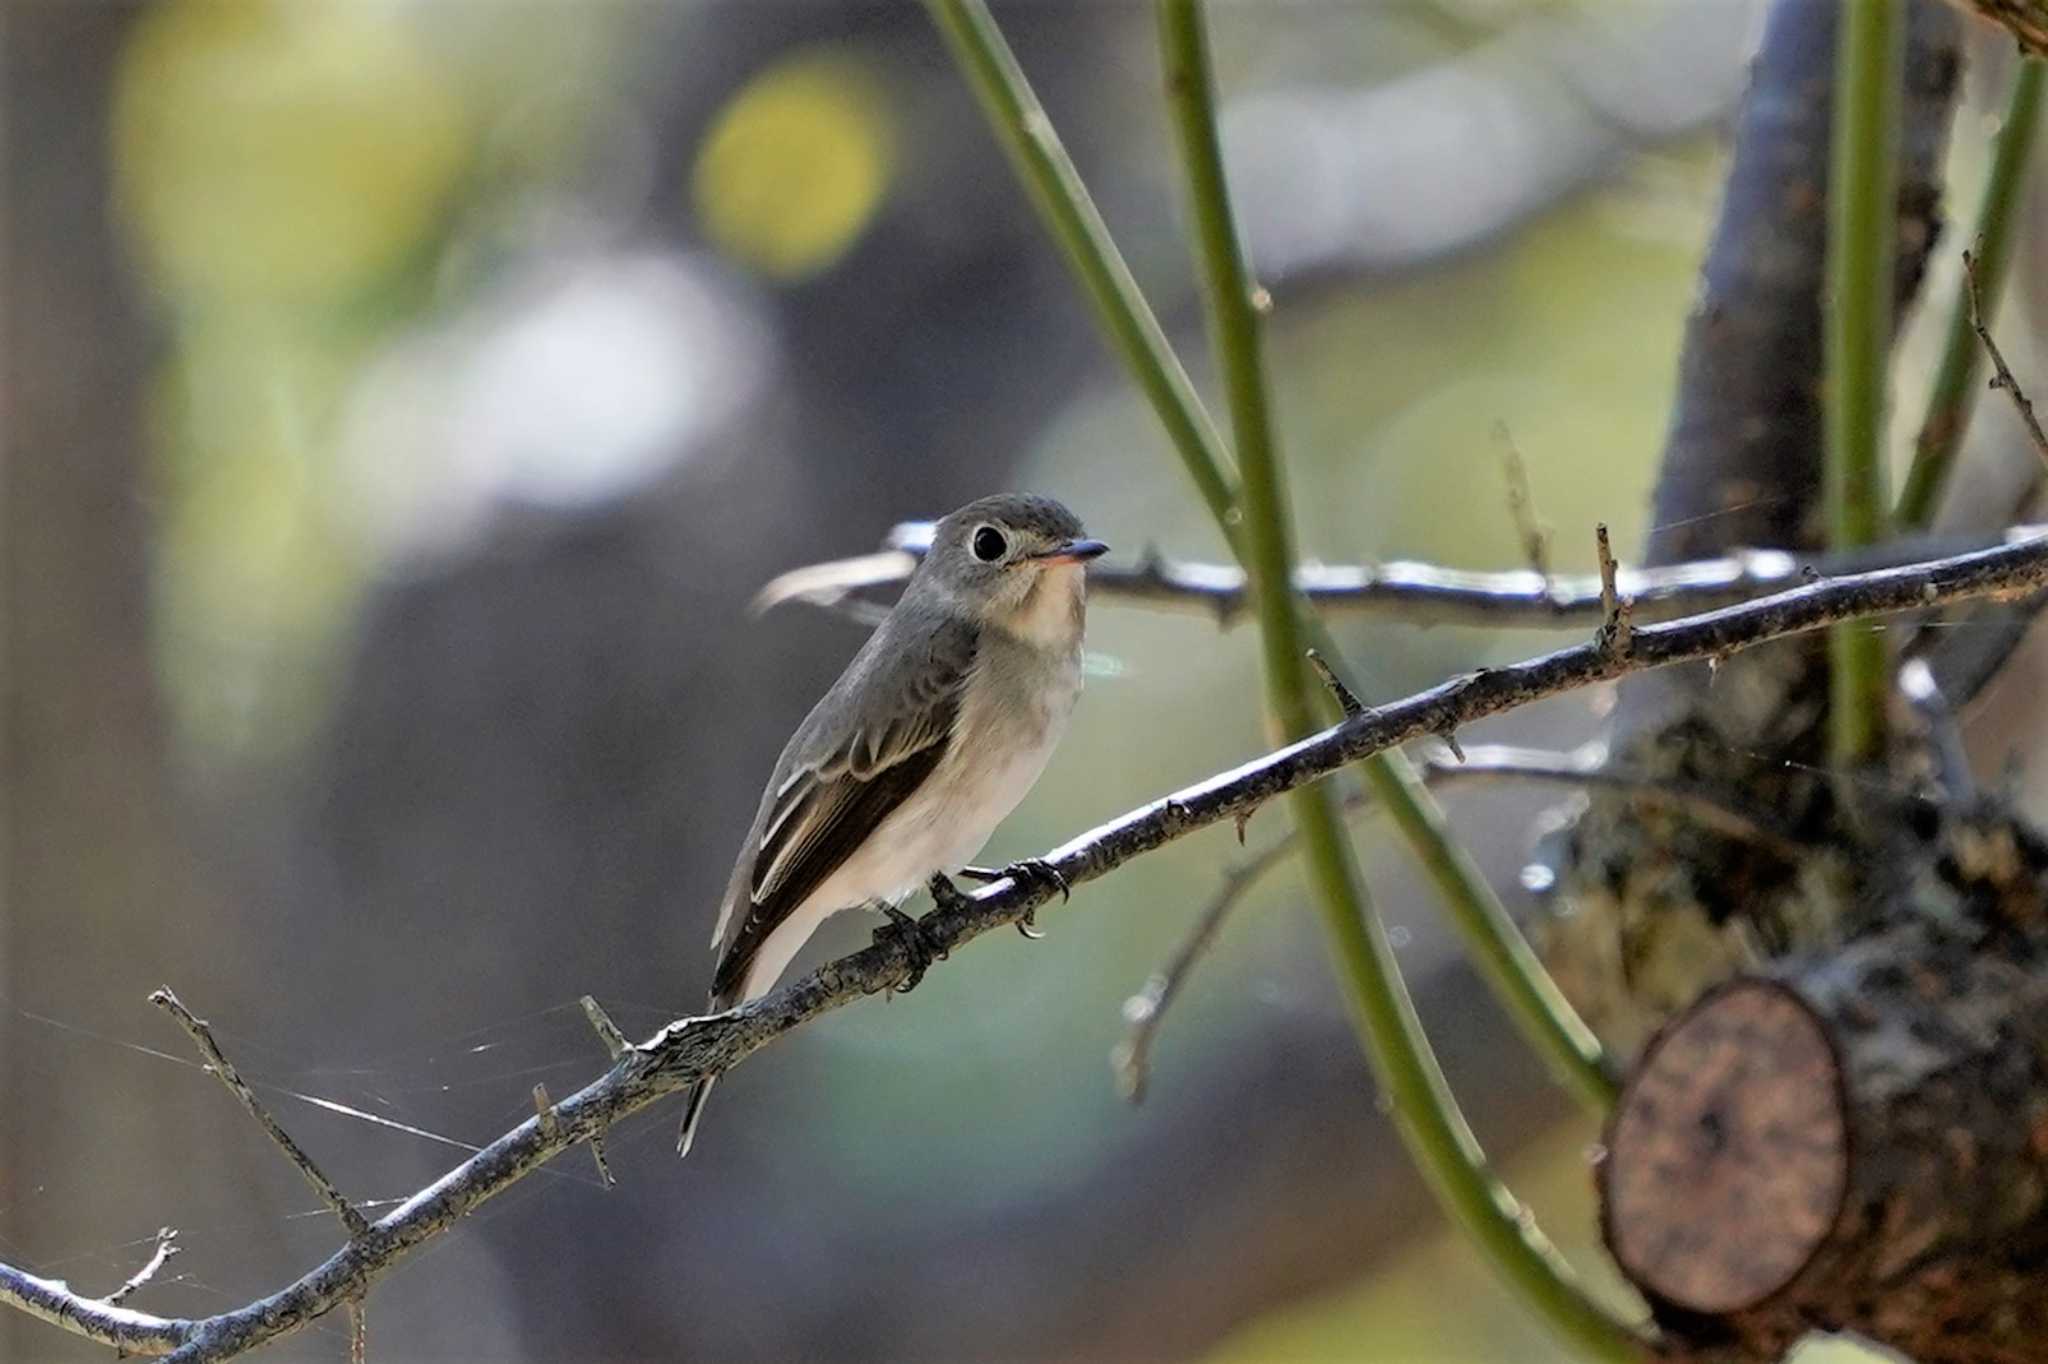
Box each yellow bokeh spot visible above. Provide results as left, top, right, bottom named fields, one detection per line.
left=114, top=0, right=467, bottom=305
left=693, top=52, right=896, bottom=281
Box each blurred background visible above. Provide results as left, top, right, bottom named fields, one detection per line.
left=6, top=1, right=2046, bottom=1360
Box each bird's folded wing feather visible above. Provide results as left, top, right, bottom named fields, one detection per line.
left=711, top=616, right=978, bottom=1001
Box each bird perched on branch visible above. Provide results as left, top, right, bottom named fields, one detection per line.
left=678, top=493, right=1107, bottom=1156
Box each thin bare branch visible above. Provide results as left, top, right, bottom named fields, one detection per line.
left=1112, top=845, right=1295, bottom=1104
left=755, top=524, right=2041, bottom=631
left=1965, top=247, right=2048, bottom=472
left=1110, top=741, right=1807, bottom=1102
left=8, top=526, right=2048, bottom=1361
left=148, top=989, right=370, bottom=1241
left=100, top=1230, right=179, bottom=1309
left=348, top=1302, right=365, bottom=1364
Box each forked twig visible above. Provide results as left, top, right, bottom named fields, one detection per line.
left=1965, top=247, right=2048, bottom=471
left=99, top=1229, right=179, bottom=1308
left=149, top=989, right=370, bottom=1240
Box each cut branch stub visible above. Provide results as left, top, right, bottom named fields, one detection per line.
left=1601, top=980, right=1847, bottom=1314
left=1601, top=915, right=2048, bottom=1363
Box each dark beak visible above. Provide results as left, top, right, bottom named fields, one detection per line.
left=1031, top=537, right=1109, bottom=566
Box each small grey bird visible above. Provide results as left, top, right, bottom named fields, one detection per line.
left=677, top=493, right=1107, bottom=1156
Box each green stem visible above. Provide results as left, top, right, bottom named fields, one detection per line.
left=920, top=0, right=1613, bottom=1110
left=920, top=0, right=1238, bottom=527
left=923, top=8, right=1635, bottom=1349
left=1342, top=719, right=1617, bottom=1111
left=1154, top=1, right=1311, bottom=738
left=1897, top=60, right=2045, bottom=530
left=1157, top=2, right=1636, bottom=1357
left=1826, top=0, right=1904, bottom=769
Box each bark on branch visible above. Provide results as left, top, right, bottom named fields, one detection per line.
left=6, top=525, right=2048, bottom=1361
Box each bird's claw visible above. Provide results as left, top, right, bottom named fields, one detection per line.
left=874, top=904, right=947, bottom=994
left=960, top=859, right=1069, bottom=938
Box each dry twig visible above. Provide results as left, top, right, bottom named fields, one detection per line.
left=148, top=989, right=370, bottom=1241
left=1109, top=742, right=1806, bottom=1101
left=1496, top=423, right=1554, bottom=588
left=1596, top=523, right=1634, bottom=656
left=1305, top=648, right=1365, bottom=717
left=579, top=996, right=631, bottom=1060
left=1965, top=247, right=2048, bottom=471
left=99, top=1230, right=179, bottom=1309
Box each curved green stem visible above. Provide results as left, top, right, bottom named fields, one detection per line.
left=1897, top=60, right=2045, bottom=529
left=919, top=0, right=1614, bottom=1112
left=1826, top=0, right=1904, bottom=768
left=920, top=0, right=1238, bottom=527
left=922, top=8, right=1636, bottom=1350
left=1153, top=4, right=1637, bottom=1356
left=1338, top=715, right=1617, bottom=1111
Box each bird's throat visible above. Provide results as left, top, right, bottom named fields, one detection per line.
left=1004, top=565, right=1087, bottom=650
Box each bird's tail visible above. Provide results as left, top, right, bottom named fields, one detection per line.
left=676, top=1074, right=716, bottom=1158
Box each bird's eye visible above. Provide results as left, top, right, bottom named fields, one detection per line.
left=972, top=525, right=1008, bottom=562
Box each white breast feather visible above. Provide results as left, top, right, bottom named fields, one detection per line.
left=731, top=611, right=1083, bottom=1002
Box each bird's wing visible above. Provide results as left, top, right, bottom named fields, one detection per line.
left=710, top=614, right=978, bottom=1003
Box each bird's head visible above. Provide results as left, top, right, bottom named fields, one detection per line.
left=920, top=493, right=1107, bottom=642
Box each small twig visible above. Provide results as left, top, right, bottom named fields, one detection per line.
left=1595, top=523, right=1634, bottom=655
left=1898, top=658, right=1976, bottom=799
left=1112, top=852, right=1291, bottom=1103
left=586, top=1131, right=616, bottom=1191
left=1495, top=422, right=1553, bottom=588
left=1305, top=648, right=1365, bottom=717
left=579, top=996, right=630, bottom=1061
left=571, top=1009, right=627, bottom=1187
left=1897, top=63, right=2044, bottom=529
left=100, top=1229, right=179, bottom=1308
left=532, top=1085, right=560, bottom=1139
left=149, top=989, right=370, bottom=1241
left=1964, top=247, right=2048, bottom=470
left=1110, top=741, right=1808, bottom=1102
left=347, top=1301, right=366, bottom=1364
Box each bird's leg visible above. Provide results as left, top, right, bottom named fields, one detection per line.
left=958, top=860, right=1070, bottom=940
left=873, top=903, right=947, bottom=994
